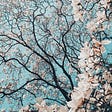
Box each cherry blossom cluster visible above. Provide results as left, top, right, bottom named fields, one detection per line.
left=19, top=98, right=68, bottom=112
left=71, top=0, right=83, bottom=21
left=67, top=39, right=111, bottom=111
left=18, top=39, right=111, bottom=112
left=71, top=0, right=111, bottom=33
left=67, top=1, right=111, bottom=108
left=1, top=0, right=111, bottom=111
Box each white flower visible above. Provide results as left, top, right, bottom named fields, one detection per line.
left=73, top=11, right=83, bottom=21
left=78, top=42, right=93, bottom=59
left=92, top=39, right=105, bottom=54
left=71, top=0, right=81, bottom=6
left=19, top=105, right=29, bottom=112
left=34, top=100, right=46, bottom=110
left=103, top=83, right=111, bottom=94
left=71, top=0, right=83, bottom=21
left=78, top=81, right=90, bottom=91
left=92, top=39, right=111, bottom=55
left=103, top=71, right=112, bottom=82
left=78, top=42, right=94, bottom=72
left=78, top=73, right=88, bottom=81
left=88, top=77, right=99, bottom=89
left=67, top=87, right=84, bottom=112
left=100, top=0, right=109, bottom=8
left=86, top=20, right=96, bottom=32
left=96, top=11, right=105, bottom=21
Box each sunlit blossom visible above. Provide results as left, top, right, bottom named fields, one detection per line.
left=78, top=81, right=90, bottom=91
left=19, top=105, right=29, bottom=112
left=86, top=21, right=96, bottom=32
left=100, top=0, right=110, bottom=8
left=96, top=11, right=106, bottom=21
left=71, top=0, right=83, bottom=21
left=67, top=88, right=84, bottom=112
left=78, top=42, right=93, bottom=59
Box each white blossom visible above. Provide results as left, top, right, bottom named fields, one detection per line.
left=71, top=0, right=83, bottom=21
left=19, top=105, right=29, bottom=112
left=67, top=88, right=84, bottom=112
